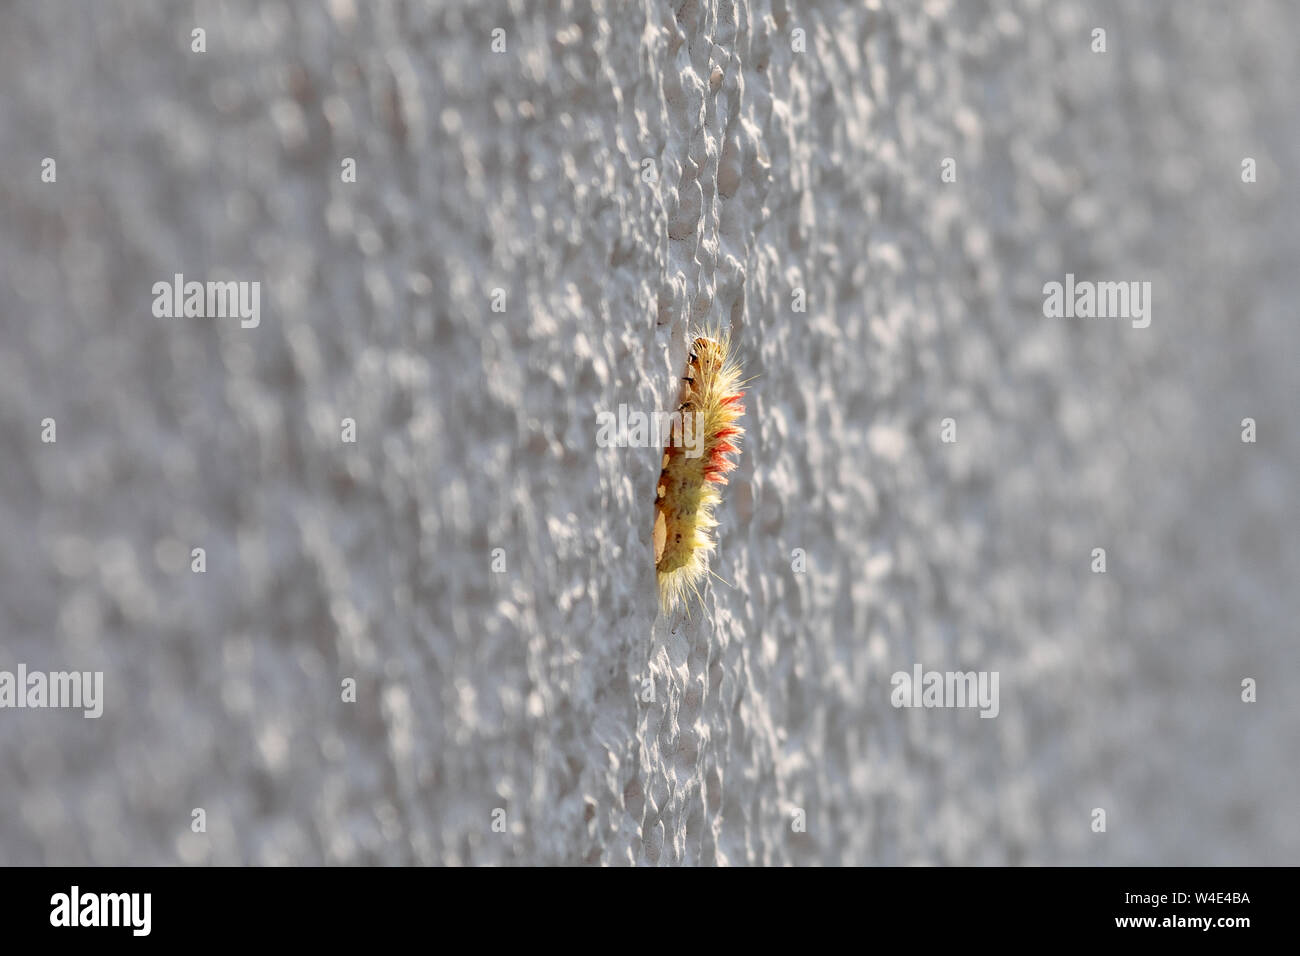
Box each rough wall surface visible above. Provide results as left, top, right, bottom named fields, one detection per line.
left=1, top=0, right=1297, bottom=865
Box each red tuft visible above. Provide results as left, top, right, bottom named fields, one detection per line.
left=721, top=392, right=745, bottom=407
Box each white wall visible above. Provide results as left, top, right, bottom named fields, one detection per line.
left=0, top=0, right=1297, bottom=864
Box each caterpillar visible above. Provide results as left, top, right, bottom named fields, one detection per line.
left=653, top=329, right=746, bottom=614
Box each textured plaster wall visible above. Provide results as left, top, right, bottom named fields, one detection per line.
left=0, top=0, right=1297, bottom=865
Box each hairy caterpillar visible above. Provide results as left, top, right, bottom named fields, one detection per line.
left=653, top=330, right=746, bottom=614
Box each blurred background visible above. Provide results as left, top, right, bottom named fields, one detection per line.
left=0, top=0, right=1297, bottom=865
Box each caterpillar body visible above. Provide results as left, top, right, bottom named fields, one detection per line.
left=653, top=331, right=746, bottom=614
